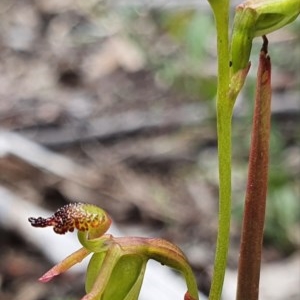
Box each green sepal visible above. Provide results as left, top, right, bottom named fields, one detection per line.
left=85, top=250, right=147, bottom=300
left=230, top=6, right=256, bottom=74
left=85, top=252, right=107, bottom=294
left=101, top=255, right=146, bottom=300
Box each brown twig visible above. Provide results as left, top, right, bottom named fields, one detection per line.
left=236, top=35, right=272, bottom=300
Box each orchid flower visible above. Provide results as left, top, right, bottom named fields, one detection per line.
left=29, top=203, right=199, bottom=300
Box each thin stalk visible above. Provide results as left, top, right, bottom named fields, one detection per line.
left=207, top=1, right=234, bottom=299
left=236, top=36, right=272, bottom=300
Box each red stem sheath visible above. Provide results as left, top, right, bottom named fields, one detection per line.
left=236, top=36, right=272, bottom=300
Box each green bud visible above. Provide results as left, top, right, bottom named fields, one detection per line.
left=230, top=0, right=300, bottom=74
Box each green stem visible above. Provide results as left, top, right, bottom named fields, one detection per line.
left=210, top=109, right=232, bottom=300
left=207, top=1, right=233, bottom=299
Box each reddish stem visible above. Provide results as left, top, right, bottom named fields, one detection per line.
left=236, top=36, right=272, bottom=300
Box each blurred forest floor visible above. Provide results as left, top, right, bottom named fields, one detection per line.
left=0, top=1, right=299, bottom=300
